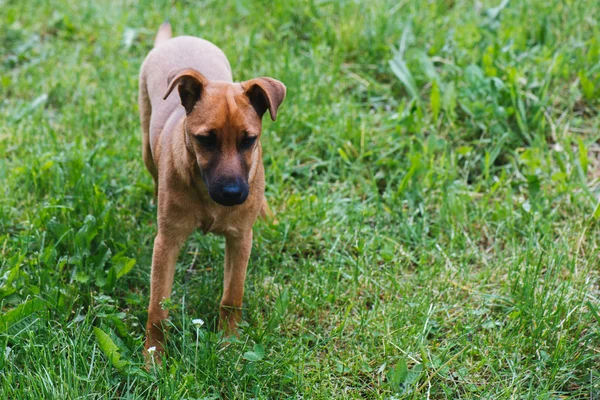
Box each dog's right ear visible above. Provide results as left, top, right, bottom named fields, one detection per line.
left=163, top=68, right=208, bottom=114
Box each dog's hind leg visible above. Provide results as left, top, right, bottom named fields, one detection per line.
left=258, top=196, right=273, bottom=220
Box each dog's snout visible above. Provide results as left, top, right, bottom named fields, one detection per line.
left=210, top=179, right=249, bottom=206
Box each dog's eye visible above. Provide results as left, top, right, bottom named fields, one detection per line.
left=195, top=131, right=217, bottom=150
left=240, top=135, right=257, bottom=149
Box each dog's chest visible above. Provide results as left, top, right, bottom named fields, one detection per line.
left=196, top=208, right=242, bottom=236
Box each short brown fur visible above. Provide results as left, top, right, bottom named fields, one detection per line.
left=138, top=23, right=285, bottom=359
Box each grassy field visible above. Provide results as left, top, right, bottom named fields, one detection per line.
left=1, top=0, right=599, bottom=398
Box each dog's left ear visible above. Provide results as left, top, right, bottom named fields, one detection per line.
left=163, top=68, right=208, bottom=114
left=243, top=77, right=286, bottom=121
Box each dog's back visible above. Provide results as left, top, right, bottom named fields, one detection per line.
left=143, top=34, right=233, bottom=105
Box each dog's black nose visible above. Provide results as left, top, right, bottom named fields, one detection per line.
left=211, top=179, right=249, bottom=206
left=221, top=183, right=243, bottom=200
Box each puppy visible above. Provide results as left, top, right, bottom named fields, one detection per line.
left=138, top=22, right=285, bottom=356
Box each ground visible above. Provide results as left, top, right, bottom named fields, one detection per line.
left=1, top=0, right=599, bottom=398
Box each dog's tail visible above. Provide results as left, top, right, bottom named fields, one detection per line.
left=154, top=21, right=172, bottom=47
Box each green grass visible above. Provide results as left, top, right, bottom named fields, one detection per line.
left=1, top=0, right=599, bottom=398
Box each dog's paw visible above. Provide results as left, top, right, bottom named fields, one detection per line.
left=143, top=343, right=165, bottom=371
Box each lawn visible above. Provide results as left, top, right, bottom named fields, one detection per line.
left=1, top=0, right=599, bottom=398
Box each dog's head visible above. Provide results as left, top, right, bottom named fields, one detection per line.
left=163, top=68, right=286, bottom=206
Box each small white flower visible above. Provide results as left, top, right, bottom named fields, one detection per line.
left=147, top=346, right=156, bottom=354
left=192, top=318, right=205, bottom=328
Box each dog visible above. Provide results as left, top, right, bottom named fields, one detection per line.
left=138, top=22, right=286, bottom=357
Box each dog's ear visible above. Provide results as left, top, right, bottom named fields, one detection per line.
left=242, top=77, right=286, bottom=121
left=163, top=68, right=208, bottom=114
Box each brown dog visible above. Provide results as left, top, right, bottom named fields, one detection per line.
left=138, top=22, right=285, bottom=356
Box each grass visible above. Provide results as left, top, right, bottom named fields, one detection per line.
left=1, top=0, right=599, bottom=398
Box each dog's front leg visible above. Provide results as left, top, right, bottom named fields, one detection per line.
left=219, top=229, right=252, bottom=335
left=145, top=231, right=186, bottom=355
